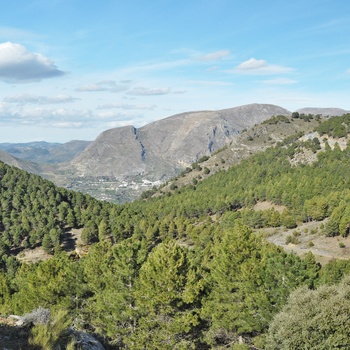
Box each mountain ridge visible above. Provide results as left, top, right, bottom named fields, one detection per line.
left=0, top=103, right=347, bottom=203
left=66, top=103, right=291, bottom=181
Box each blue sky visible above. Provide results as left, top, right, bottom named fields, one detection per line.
left=0, top=0, right=349, bottom=142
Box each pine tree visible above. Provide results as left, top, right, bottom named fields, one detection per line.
left=128, top=240, right=202, bottom=349
left=201, top=224, right=271, bottom=346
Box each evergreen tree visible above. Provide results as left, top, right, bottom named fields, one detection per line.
left=201, top=224, right=271, bottom=346
left=128, top=240, right=203, bottom=349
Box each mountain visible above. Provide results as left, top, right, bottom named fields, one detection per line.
left=0, top=149, right=41, bottom=174
left=296, top=107, right=349, bottom=116
left=157, top=113, right=322, bottom=193
left=2, top=113, right=350, bottom=349
left=66, top=103, right=291, bottom=181
left=0, top=140, right=91, bottom=163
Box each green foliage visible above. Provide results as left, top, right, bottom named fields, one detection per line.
left=10, top=253, right=84, bottom=314
left=29, top=309, right=72, bottom=350
left=262, top=115, right=290, bottom=125
left=128, top=239, right=203, bottom=349
left=266, top=275, right=350, bottom=349
left=304, top=196, right=328, bottom=221
left=318, top=259, right=350, bottom=285
left=2, top=116, right=350, bottom=348
left=201, top=224, right=319, bottom=347
left=0, top=161, right=113, bottom=252
left=197, top=155, right=209, bottom=163
left=316, top=114, right=350, bottom=138
left=81, top=239, right=145, bottom=347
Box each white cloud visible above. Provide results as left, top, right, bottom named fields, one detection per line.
left=188, top=80, right=234, bottom=86
left=97, top=103, right=157, bottom=110
left=238, top=58, right=267, bottom=70
left=4, top=93, right=79, bottom=104
left=229, top=58, right=293, bottom=75
left=51, top=121, right=84, bottom=128
left=0, top=101, right=145, bottom=131
left=197, top=50, right=230, bottom=61
left=261, top=78, right=297, bottom=85
left=0, top=42, right=65, bottom=82
left=76, top=80, right=129, bottom=92
left=127, top=87, right=171, bottom=96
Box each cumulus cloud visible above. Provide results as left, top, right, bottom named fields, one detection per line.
left=127, top=87, right=171, bottom=96
left=4, top=93, right=79, bottom=104
left=230, top=58, right=293, bottom=75
left=197, top=50, right=230, bottom=61
left=76, top=80, right=129, bottom=92
left=0, top=42, right=65, bottom=82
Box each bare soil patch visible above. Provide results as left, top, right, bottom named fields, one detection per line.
left=16, top=228, right=83, bottom=264
left=253, top=201, right=286, bottom=213
left=258, top=219, right=350, bottom=265
left=16, top=247, right=51, bottom=264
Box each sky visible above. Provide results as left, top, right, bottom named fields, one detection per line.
left=0, top=0, right=349, bottom=143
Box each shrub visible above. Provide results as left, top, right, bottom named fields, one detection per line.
left=29, top=309, right=72, bottom=349
left=266, top=276, right=350, bottom=349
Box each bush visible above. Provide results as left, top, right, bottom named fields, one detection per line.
left=169, top=183, right=178, bottom=191
left=285, top=235, right=299, bottom=245
left=198, top=155, right=209, bottom=163
left=266, top=275, right=350, bottom=349
left=29, top=309, right=72, bottom=349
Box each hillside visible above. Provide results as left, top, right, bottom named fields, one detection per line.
left=2, top=114, right=350, bottom=348
left=0, top=149, right=41, bottom=174
left=156, top=112, right=322, bottom=192
left=1, top=104, right=343, bottom=204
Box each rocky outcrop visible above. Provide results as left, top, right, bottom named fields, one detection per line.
left=68, top=330, right=105, bottom=350
left=8, top=308, right=105, bottom=350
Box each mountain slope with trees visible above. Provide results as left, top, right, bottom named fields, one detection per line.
left=1, top=114, right=350, bottom=348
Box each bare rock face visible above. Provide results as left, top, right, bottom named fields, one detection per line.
left=69, top=329, right=105, bottom=350
left=68, top=103, right=291, bottom=181
left=10, top=307, right=50, bottom=327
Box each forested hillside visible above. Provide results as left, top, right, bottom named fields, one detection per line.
left=2, top=114, right=350, bottom=349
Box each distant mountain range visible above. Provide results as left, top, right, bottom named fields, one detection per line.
left=0, top=140, right=91, bottom=164
left=0, top=103, right=348, bottom=202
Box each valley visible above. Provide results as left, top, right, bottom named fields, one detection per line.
left=1, top=105, right=350, bottom=349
